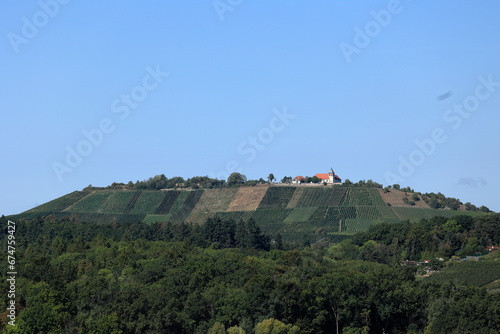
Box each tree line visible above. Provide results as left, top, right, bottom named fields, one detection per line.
left=1, top=213, right=500, bottom=333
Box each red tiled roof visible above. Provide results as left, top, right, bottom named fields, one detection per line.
left=315, top=174, right=330, bottom=180
left=294, top=176, right=305, bottom=181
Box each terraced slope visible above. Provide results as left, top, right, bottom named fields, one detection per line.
left=12, top=185, right=485, bottom=242
left=226, top=186, right=269, bottom=211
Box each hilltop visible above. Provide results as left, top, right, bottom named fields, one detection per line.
left=9, top=179, right=488, bottom=242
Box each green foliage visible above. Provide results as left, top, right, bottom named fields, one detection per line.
left=2, top=215, right=500, bottom=333
left=424, top=283, right=500, bottom=333
left=227, top=325, right=246, bottom=334
left=255, top=318, right=300, bottom=334
left=228, top=172, right=246, bottom=187
left=208, top=322, right=226, bottom=334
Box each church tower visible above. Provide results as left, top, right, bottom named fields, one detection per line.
left=329, top=167, right=334, bottom=183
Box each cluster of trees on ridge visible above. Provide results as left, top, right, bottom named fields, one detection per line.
left=383, top=184, right=491, bottom=212
left=100, top=174, right=386, bottom=191
left=1, top=213, right=499, bottom=333
left=95, top=173, right=491, bottom=212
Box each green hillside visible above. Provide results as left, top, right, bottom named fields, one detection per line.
left=10, top=185, right=484, bottom=242
left=426, top=260, right=500, bottom=291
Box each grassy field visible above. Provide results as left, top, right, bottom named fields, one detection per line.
left=426, top=260, right=500, bottom=288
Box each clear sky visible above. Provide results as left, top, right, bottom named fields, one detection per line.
left=1, top=0, right=500, bottom=215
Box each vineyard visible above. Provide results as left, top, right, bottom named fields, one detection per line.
left=170, top=190, right=204, bottom=223
left=227, top=186, right=268, bottom=212
left=286, top=187, right=305, bottom=208
left=191, top=188, right=239, bottom=213
left=355, top=206, right=382, bottom=219
left=99, top=191, right=138, bottom=214
left=424, top=208, right=484, bottom=219
left=154, top=191, right=181, bottom=214
left=250, top=209, right=293, bottom=235
left=13, top=184, right=485, bottom=242
left=283, top=207, right=317, bottom=222
left=296, top=187, right=347, bottom=207
left=391, top=207, right=431, bottom=221
left=426, top=260, right=500, bottom=288
left=65, top=191, right=113, bottom=213
left=258, top=187, right=296, bottom=209
left=344, top=188, right=375, bottom=206
left=341, top=219, right=376, bottom=233
left=26, top=190, right=90, bottom=213
left=129, top=191, right=167, bottom=214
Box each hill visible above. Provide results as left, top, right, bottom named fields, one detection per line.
left=9, top=183, right=486, bottom=242
left=426, top=259, right=500, bottom=292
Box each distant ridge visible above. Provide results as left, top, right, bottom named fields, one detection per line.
left=9, top=184, right=487, bottom=242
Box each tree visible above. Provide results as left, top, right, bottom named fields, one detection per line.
left=268, top=173, right=275, bottom=183
left=88, top=313, right=122, bottom=334
left=255, top=318, right=300, bottom=334
left=208, top=322, right=226, bottom=334
left=281, top=176, right=292, bottom=184
left=311, top=176, right=321, bottom=183
left=275, top=233, right=284, bottom=250
left=227, top=326, right=246, bottom=334
left=227, top=172, right=245, bottom=187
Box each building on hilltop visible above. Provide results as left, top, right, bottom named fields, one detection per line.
left=292, top=168, right=342, bottom=184
left=292, top=176, right=305, bottom=184
left=315, top=168, right=342, bottom=184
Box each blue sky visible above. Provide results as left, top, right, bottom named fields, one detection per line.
left=1, top=0, right=500, bottom=215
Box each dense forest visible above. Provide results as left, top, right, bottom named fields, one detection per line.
left=1, top=214, right=500, bottom=333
